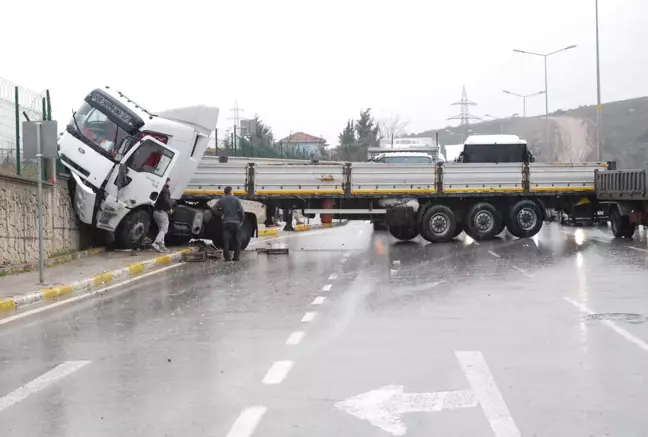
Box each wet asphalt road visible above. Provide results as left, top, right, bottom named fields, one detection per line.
left=2, top=222, right=648, bottom=436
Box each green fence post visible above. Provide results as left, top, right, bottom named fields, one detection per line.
left=46, top=90, right=52, bottom=120
left=14, top=86, right=20, bottom=176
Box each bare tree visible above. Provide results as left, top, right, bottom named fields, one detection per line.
left=379, top=114, right=409, bottom=148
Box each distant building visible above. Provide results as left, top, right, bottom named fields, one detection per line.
left=278, top=132, right=326, bottom=156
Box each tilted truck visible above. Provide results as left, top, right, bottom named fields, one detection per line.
left=59, top=86, right=609, bottom=248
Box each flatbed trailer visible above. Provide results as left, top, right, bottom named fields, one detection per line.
left=595, top=163, right=648, bottom=238
left=182, top=160, right=607, bottom=242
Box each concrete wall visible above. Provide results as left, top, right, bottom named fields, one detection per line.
left=0, top=173, right=87, bottom=267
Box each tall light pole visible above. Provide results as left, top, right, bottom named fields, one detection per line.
left=502, top=90, right=546, bottom=117
left=595, top=0, right=603, bottom=161
left=513, top=44, right=577, bottom=151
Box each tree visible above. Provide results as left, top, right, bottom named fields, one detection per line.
left=379, top=114, right=409, bottom=147
left=337, top=119, right=357, bottom=161
left=355, top=108, right=381, bottom=149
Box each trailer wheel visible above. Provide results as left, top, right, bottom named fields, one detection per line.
left=388, top=224, right=419, bottom=241
left=239, top=217, right=255, bottom=250
left=506, top=200, right=543, bottom=239
left=115, top=209, right=151, bottom=249
left=464, top=202, right=503, bottom=241
left=610, top=208, right=636, bottom=238
left=420, top=205, right=457, bottom=243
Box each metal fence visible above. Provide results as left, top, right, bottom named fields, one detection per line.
left=0, top=76, right=50, bottom=177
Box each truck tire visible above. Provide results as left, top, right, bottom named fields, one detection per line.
left=388, top=224, right=419, bottom=241
left=464, top=202, right=503, bottom=241
left=115, top=209, right=151, bottom=249
left=239, top=217, right=254, bottom=250
left=610, top=208, right=635, bottom=238
left=420, top=205, right=457, bottom=243
left=506, top=200, right=543, bottom=239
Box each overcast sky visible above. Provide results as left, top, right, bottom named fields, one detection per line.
left=2, top=0, right=647, bottom=145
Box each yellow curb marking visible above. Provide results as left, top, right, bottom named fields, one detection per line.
left=127, top=263, right=145, bottom=274
left=0, top=298, right=16, bottom=312
left=41, top=285, right=74, bottom=300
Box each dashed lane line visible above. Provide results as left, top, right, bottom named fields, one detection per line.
left=564, top=297, right=648, bottom=353
left=286, top=331, right=305, bottom=345
left=311, top=296, right=326, bottom=305
left=301, top=312, right=317, bottom=322
left=225, top=406, right=267, bottom=437
left=488, top=251, right=500, bottom=258
left=328, top=273, right=338, bottom=280
left=322, top=284, right=332, bottom=292
left=512, top=266, right=533, bottom=278
left=0, top=361, right=91, bottom=413
left=262, top=361, right=293, bottom=385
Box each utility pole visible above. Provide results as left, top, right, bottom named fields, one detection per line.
left=595, top=0, right=603, bottom=161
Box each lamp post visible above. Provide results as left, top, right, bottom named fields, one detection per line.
left=595, top=0, right=603, bottom=161
left=502, top=90, right=546, bottom=117
left=513, top=44, right=577, bottom=150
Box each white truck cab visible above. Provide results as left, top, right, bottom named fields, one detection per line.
left=457, top=134, right=534, bottom=163
left=59, top=87, right=219, bottom=247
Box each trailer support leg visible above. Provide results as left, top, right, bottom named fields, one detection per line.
left=264, top=203, right=276, bottom=227
left=283, top=209, right=294, bottom=231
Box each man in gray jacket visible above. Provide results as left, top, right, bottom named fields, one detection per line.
left=216, top=186, right=245, bottom=261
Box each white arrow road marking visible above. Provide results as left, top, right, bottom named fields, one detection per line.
left=335, top=385, right=477, bottom=436
left=456, top=351, right=521, bottom=437
left=336, top=351, right=519, bottom=436
left=0, top=361, right=91, bottom=413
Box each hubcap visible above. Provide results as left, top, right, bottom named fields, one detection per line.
left=474, top=211, right=494, bottom=233
left=517, top=208, right=537, bottom=231
left=130, top=221, right=146, bottom=242
left=430, top=213, right=449, bottom=235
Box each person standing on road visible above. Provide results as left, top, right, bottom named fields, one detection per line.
left=216, top=186, right=245, bottom=261
left=152, top=178, right=173, bottom=253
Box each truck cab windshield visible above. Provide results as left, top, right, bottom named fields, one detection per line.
left=68, top=101, right=133, bottom=159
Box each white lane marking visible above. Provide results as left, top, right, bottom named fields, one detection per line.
left=286, top=331, right=305, bottom=345
left=488, top=251, right=500, bottom=258
left=455, top=351, right=521, bottom=437
left=301, top=312, right=317, bottom=322
left=512, top=266, right=533, bottom=278
left=225, top=405, right=267, bottom=437
left=0, top=263, right=184, bottom=326
left=322, top=284, right=332, bottom=292
left=248, top=227, right=334, bottom=246
left=392, top=260, right=401, bottom=266
left=563, top=297, right=648, bottom=353
left=628, top=246, right=648, bottom=253
left=0, top=360, right=91, bottom=412
left=328, top=273, right=338, bottom=280
left=262, top=361, right=293, bottom=384
left=311, top=296, right=326, bottom=305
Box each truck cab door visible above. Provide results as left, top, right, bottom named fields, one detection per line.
left=109, top=136, right=179, bottom=208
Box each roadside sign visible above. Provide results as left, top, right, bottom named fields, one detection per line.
left=22, top=120, right=58, bottom=159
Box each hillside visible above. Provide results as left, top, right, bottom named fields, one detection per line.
left=417, top=97, right=648, bottom=168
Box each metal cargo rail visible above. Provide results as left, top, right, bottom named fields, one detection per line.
left=184, top=161, right=607, bottom=200
left=595, top=164, right=648, bottom=200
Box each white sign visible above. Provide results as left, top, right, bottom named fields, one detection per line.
left=336, top=351, right=520, bottom=437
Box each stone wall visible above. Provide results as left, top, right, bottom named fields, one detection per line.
left=0, top=173, right=88, bottom=266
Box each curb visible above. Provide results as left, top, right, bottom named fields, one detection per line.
left=258, top=228, right=278, bottom=237
left=295, top=221, right=348, bottom=232
left=0, top=248, right=194, bottom=315
left=0, top=247, right=106, bottom=276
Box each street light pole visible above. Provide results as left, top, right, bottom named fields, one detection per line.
left=595, top=0, right=603, bottom=161
left=513, top=45, right=577, bottom=152
left=502, top=90, right=546, bottom=118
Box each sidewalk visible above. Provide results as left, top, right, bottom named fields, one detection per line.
left=0, top=248, right=191, bottom=314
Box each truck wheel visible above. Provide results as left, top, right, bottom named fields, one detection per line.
left=115, top=209, right=151, bottom=249
left=239, top=218, right=254, bottom=250
left=420, top=205, right=457, bottom=243
left=610, top=208, right=635, bottom=238
left=464, top=202, right=503, bottom=241
left=388, top=224, right=419, bottom=241
left=506, top=200, right=543, bottom=239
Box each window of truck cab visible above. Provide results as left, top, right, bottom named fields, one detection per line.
left=68, top=101, right=132, bottom=159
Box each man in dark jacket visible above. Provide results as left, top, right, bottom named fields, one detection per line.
left=152, top=178, right=173, bottom=253
left=216, top=186, right=245, bottom=261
